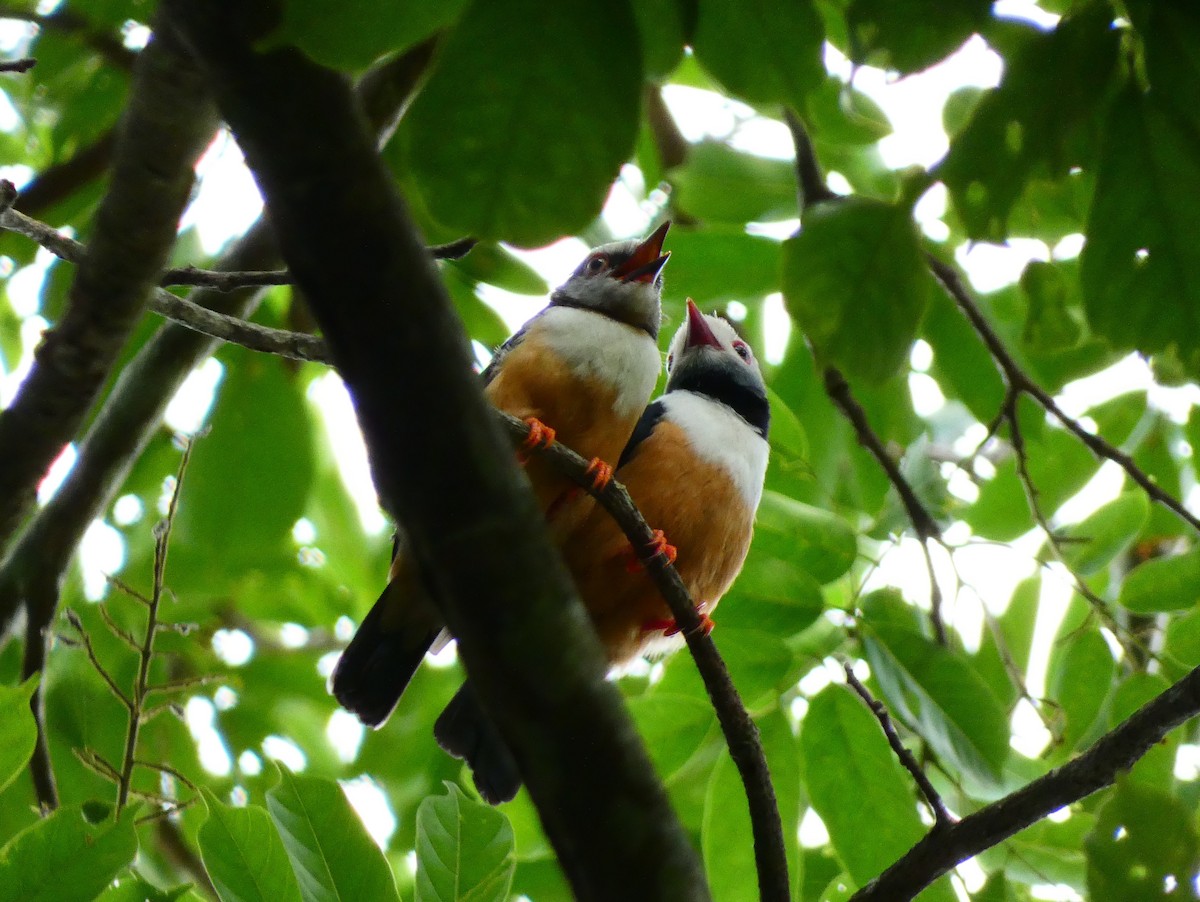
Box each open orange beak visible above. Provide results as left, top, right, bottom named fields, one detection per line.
left=613, top=221, right=671, bottom=283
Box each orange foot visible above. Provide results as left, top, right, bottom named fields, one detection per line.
left=584, top=457, right=613, bottom=492
left=518, top=417, right=556, bottom=464
left=623, top=529, right=677, bottom=573
left=641, top=609, right=715, bottom=637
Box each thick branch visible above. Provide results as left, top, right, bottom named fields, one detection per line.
left=497, top=413, right=790, bottom=901
left=0, top=22, right=218, bottom=556
left=0, top=46, right=434, bottom=644
left=164, top=4, right=709, bottom=899
left=852, top=663, right=1200, bottom=900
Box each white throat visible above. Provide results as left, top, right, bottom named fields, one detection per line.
left=661, top=390, right=769, bottom=509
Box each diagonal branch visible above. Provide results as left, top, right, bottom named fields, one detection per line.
left=164, top=3, right=711, bottom=898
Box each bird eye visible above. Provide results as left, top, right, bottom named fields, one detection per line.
left=733, top=341, right=751, bottom=361
left=586, top=255, right=608, bottom=274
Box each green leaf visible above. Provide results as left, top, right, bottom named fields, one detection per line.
left=1056, top=492, right=1150, bottom=576
left=198, top=790, right=303, bottom=902
left=807, top=77, right=892, bottom=146
left=1020, top=260, right=1084, bottom=352
left=692, top=0, right=824, bottom=110
left=847, top=0, right=990, bottom=74
left=783, top=199, right=933, bottom=383
left=940, top=9, right=1119, bottom=239
left=632, top=0, right=687, bottom=78
left=719, top=555, right=825, bottom=639
left=863, top=622, right=1010, bottom=786
left=1128, top=0, right=1200, bottom=139
left=661, top=228, right=783, bottom=305
left=0, top=675, right=38, bottom=797
left=921, top=289, right=1005, bottom=425
left=415, top=783, right=515, bottom=902
left=272, top=0, right=468, bottom=71
left=447, top=244, right=548, bottom=297
left=703, top=709, right=800, bottom=901
left=1081, top=84, right=1200, bottom=366
left=1046, top=628, right=1114, bottom=758
left=1086, top=783, right=1200, bottom=901
left=396, top=0, right=641, bottom=246
left=765, top=384, right=810, bottom=465
left=974, top=576, right=1040, bottom=708
left=626, top=695, right=714, bottom=781
left=670, top=142, right=798, bottom=224
left=800, top=686, right=952, bottom=899
left=266, top=765, right=400, bottom=902
left=753, top=491, right=857, bottom=584
left=1118, top=546, right=1200, bottom=613
left=0, top=804, right=138, bottom=902
left=97, top=877, right=196, bottom=902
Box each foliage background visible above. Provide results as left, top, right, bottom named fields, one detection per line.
left=0, top=0, right=1198, bottom=900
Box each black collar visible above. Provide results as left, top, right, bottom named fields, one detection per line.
left=549, top=293, right=659, bottom=341
left=670, top=370, right=770, bottom=437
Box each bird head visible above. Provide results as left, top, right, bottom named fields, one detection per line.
left=664, top=299, right=770, bottom=436
left=549, top=221, right=670, bottom=340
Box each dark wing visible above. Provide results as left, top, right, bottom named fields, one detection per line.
left=480, top=310, right=545, bottom=386
left=617, top=399, right=668, bottom=470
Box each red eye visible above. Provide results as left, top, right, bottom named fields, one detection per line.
left=733, top=341, right=751, bottom=361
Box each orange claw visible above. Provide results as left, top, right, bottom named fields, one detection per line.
left=518, top=417, right=556, bottom=464
left=584, top=457, right=614, bottom=492
left=641, top=609, right=714, bottom=637
left=623, top=529, right=677, bottom=573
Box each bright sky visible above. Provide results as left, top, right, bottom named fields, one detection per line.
left=3, top=7, right=1199, bottom=897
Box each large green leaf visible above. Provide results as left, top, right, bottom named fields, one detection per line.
left=0, top=804, right=138, bottom=902
left=863, top=622, right=1010, bottom=786
left=198, top=791, right=303, bottom=902
left=671, top=143, right=799, bottom=225
left=783, top=198, right=933, bottom=383
left=1081, top=84, right=1200, bottom=368
left=266, top=766, right=400, bottom=902
left=0, top=676, right=38, bottom=797
left=660, top=228, right=783, bottom=305
left=1056, top=492, right=1149, bottom=576
left=1118, top=546, right=1200, bottom=613
left=273, top=0, right=468, bottom=71
left=752, top=491, right=857, bottom=585
left=800, top=686, right=954, bottom=900
left=1128, top=0, right=1200, bottom=138
left=396, top=0, right=641, bottom=246
left=718, top=555, right=825, bottom=639
left=847, top=0, right=990, bottom=74
left=626, top=695, right=714, bottom=782
left=415, top=783, right=515, bottom=902
left=702, top=709, right=801, bottom=901
left=974, top=576, right=1040, bottom=708
left=692, top=0, right=824, bottom=111
left=1046, top=628, right=1114, bottom=758
left=939, top=8, right=1119, bottom=240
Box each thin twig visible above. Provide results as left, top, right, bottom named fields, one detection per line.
left=134, top=758, right=198, bottom=793
left=500, top=412, right=791, bottom=902
left=843, top=663, right=954, bottom=827
left=64, top=610, right=133, bottom=710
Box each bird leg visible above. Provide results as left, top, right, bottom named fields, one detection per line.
left=517, top=417, right=556, bottom=464
left=584, top=457, right=614, bottom=491
left=641, top=606, right=714, bottom=637
left=622, top=528, right=677, bottom=573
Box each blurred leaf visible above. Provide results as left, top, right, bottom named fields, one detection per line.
left=661, top=228, right=783, bottom=304
left=627, top=695, right=714, bottom=781
left=863, top=621, right=1010, bottom=786
left=720, top=556, right=825, bottom=638
left=1055, top=492, right=1149, bottom=576
left=1118, top=546, right=1200, bottom=613
left=1046, top=628, right=1114, bottom=758
left=692, top=0, right=824, bottom=110
left=784, top=198, right=933, bottom=383
left=702, top=709, right=800, bottom=901
left=753, top=490, right=857, bottom=584
left=940, top=8, right=1119, bottom=240
left=266, top=765, right=400, bottom=902
left=1020, top=260, right=1084, bottom=352
left=198, top=790, right=303, bottom=902
left=974, top=576, right=1040, bottom=709
left=1128, top=0, right=1200, bottom=138
left=1086, top=783, right=1200, bottom=901
left=1081, top=84, right=1200, bottom=367
left=980, top=812, right=1093, bottom=889
left=671, top=142, right=798, bottom=224
left=1109, top=673, right=1175, bottom=788
left=396, top=0, right=641, bottom=246
left=415, top=783, right=514, bottom=902
left=273, top=0, right=467, bottom=71
left=0, top=804, right=137, bottom=902
left=97, top=876, right=196, bottom=902
left=0, top=675, right=38, bottom=797
left=447, top=244, right=548, bottom=297
left=800, top=686, right=954, bottom=900
left=633, top=0, right=687, bottom=78
left=847, top=0, right=990, bottom=73
left=807, top=77, right=892, bottom=145
left=921, top=288, right=1005, bottom=425
left=765, top=384, right=810, bottom=464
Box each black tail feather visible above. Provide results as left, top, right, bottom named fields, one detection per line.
left=434, top=683, right=521, bottom=804
left=330, top=586, right=439, bottom=728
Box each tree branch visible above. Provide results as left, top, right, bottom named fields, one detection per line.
left=0, top=21, right=218, bottom=557
left=0, top=4, right=136, bottom=71
left=164, top=3, right=710, bottom=898
left=0, top=57, right=34, bottom=72
left=0, top=45, right=436, bottom=647
left=852, top=663, right=1200, bottom=899
left=496, top=412, right=791, bottom=901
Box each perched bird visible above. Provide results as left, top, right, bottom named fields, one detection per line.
left=330, top=224, right=671, bottom=731
left=437, top=299, right=771, bottom=802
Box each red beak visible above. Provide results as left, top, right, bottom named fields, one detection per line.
left=612, top=221, right=671, bottom=283
left=685, top=299, right=723, bottom=350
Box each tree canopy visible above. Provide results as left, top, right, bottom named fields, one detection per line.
left=0, top=1, right=1199, bottom=901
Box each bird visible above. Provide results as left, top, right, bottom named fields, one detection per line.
left=436, top=299, right=772, bottom=802
left=330, top=223, right=671, bottom=733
